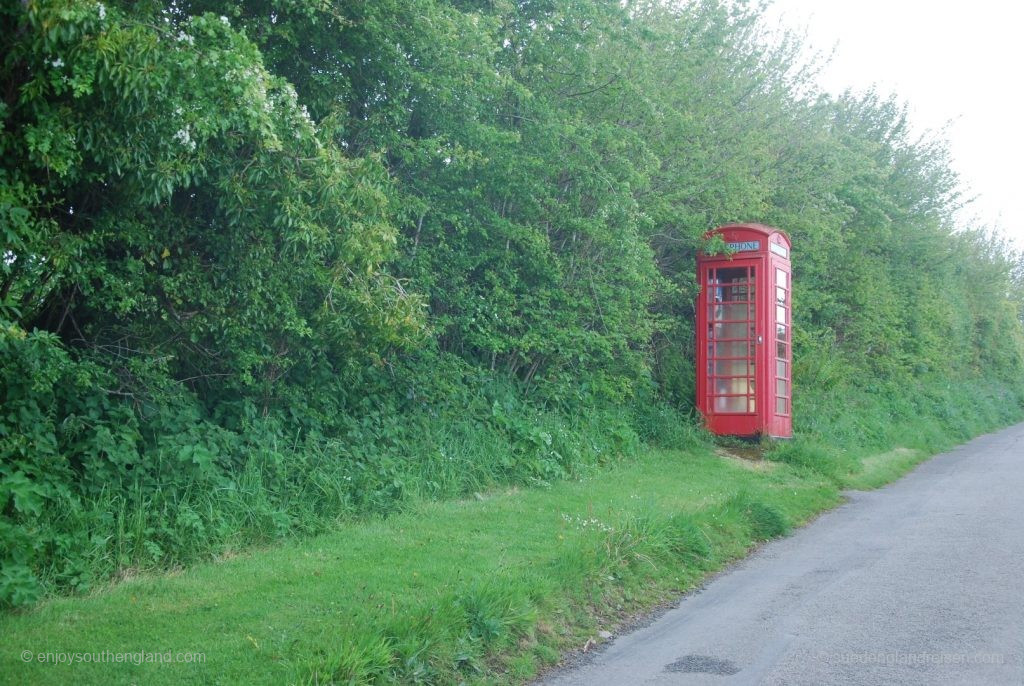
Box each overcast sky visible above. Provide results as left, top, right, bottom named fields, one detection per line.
left=762, top=0, right=1024, bottom=250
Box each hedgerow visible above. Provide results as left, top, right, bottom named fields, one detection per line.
left=2, top=0, right=1023, bottom=607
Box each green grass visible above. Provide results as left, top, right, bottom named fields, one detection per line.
left=1, top=446, right=839, bottom=685
left=3, top=375, right=1022, bottom=685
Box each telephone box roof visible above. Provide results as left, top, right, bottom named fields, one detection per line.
left=702, top=223, right=791, bottom=258
left=704, top=223, right=791, bottom=246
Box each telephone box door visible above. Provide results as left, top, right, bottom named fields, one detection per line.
left=699, top=260, right=762, bottom=437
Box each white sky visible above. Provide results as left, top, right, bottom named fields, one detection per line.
left=762, top=0, right=1024, bottom=250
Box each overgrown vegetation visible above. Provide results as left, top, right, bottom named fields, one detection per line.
left=3, top=401, right=1021, bottom=686
left=0, top=445, right=860, bottom=685
left=3, top=0, right=1024, bottom=611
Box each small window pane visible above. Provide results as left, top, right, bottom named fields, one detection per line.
left=776, top=397, right=788, bottom=415
left=776, top=359, right=787, bottom=378
left=776, top=305, right=787, bottom=325
left=715, top=267, right=748, bottom=284
left=776, top=323, right=787, bottom=341
left=715, top=341, right=748, bottom=357
left=714, top=378, right=753, bottom=395
left=777, top=341, right=788, bottom=359
left=776, top=379, right=788, bottom=396
left=715, top=322, right=750, bottom=339
left=714, top=359, right=749, bottom=376
left=711, top=303, right=750, bottom=321
left=776, top=286, right=787, bottom=305
left=714, top=396, right=748, bottom=413
left=776, top=269, right=788, bottom=289
left=749, top=398, right=757, bottom=413
left=718, top=284, right=751, bottom=302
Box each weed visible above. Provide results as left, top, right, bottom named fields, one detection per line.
left=300, top=634, right=395, bottom=686
left=726, top=492, right=791, bottom=540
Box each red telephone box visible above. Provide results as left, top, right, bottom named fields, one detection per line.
left=696, top=224, right=792, bottom=438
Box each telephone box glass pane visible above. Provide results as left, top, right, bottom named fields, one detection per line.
left=715, top=267, right=748, bottom=284
left=714, top=359, right=748, bottom=376
left=776, top=360, right=787, bottom=378
left=777, top=341, right=787, bottom=358
left=776, top=286, right=786, bottom=304
left=715, top=378, right=752, bottom=395
left=715, top=322, right=749, bottom=339
left=776, top=323, right=787, bottom=341
left=776, top=269, right=788, bottom=289
left=716, top=341, right=748, bottom=357
left=776, top=397, right=787, bottom=414
left=711, top=303, right=749, bottom=321
left=776, top=379, right=788, bottom=396
left=715, top=396, right=747, bottom=413
left=716, top=285, right=751, bottom=302
left=776, top=305, right=787, bottom=325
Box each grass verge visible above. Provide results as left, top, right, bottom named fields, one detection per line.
left=1, top=445, right=839, bottom=685
left=2, top=379, right=1022, bottom=685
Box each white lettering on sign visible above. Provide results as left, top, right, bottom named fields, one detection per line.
left=727, top=241, right=760, bottom=252
left=770, top=242, right=789, bottom=258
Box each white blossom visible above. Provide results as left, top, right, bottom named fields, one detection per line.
left=561, top=513, right=614, bottom=533
left=97, top=3, right=106, bottom=20
left=50, top=58, right=65, bottom=68
left=176, top=31, right=194, bottom=45
left=220, top=15, right=230, bottom=27
left=173, top=127, right=196, bottom=152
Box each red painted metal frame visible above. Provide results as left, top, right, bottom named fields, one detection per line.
left=696, top=224, right=792, bottom=438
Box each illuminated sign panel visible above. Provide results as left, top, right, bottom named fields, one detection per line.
left=727, top=241, right=761, bottom=252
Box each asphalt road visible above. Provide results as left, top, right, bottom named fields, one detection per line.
left=539, top=423, right=1024, bottom=686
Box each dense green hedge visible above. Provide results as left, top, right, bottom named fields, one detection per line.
left=2, top=0, right=1023, bottom=607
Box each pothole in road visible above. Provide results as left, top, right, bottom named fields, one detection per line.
left=664, top=655, right=740, bottom=675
